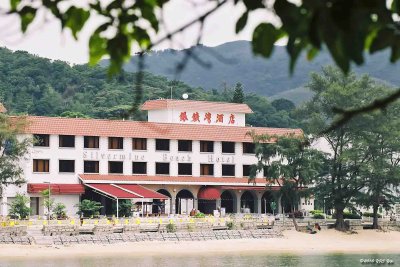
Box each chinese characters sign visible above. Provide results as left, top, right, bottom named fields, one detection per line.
left=179, top=111, right=236, bottom=125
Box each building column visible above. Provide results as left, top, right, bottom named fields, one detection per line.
left=194, top=198, right=198, bottom=210
left=257, top=195, right=262, bottom=214
left=277, top=195, right=282, bottom=214
left=171, top=196, right=176, bottom=215
left=236, top=191, right=242, bottom=213
left=216, top=198, right=221, bottom=210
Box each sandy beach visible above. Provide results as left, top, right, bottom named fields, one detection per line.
left=0, top=229, right=399, bottom=259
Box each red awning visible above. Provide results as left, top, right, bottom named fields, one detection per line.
left=116, top=184, right=169, bottom=199
left=197, top=186, right=220, bottom=200
left=28, top=184, right=84, bottom=195
left=86, top=184, right=141, bottom=199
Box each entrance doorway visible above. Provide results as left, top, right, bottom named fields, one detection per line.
left=240, top=191, right=255, bottom=213
left=221, top=191, right=235, bottom=213
left=152, top=189, right=171, bottom=215
left=176, top=189, right=194, bottom=214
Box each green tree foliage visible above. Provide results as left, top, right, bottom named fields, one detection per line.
left=299, top=66, right=400, bottom=231
left=271, top=98, right=295, bottom=112
left=0, top=48, right=297, bottom=128
left=112, top=200, right=133, bottom=217
left=231, top=82, right=245, bottom=103
left=53, top=203, right=67, bottom=219
left=41, top=189, right=54, bottom=219
left=0, top=114, right=30, bottom=186
left=75, top=199, right=103, bottom=218
left=250, top=134, right=325, bottom=231
left=8, top=194, right=31, bottom=219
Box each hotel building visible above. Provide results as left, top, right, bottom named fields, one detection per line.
left=0, top=99, right=314, bottom=217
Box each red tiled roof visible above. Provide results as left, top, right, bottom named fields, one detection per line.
left=79, top=174, right=271, bottom=186
left=18, top=116, right=302, bottom=142
left=141, top=99, right=253, bottom=113
left=27, top=183, right=84, bottom=195
left=116, top=184, right=169, bottom=199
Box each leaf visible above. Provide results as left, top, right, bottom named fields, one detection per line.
left=89, top=33, right=107, bottom=65
left=252, top=23, right=283, bottom=58
left=391, top=0, right=400, bottom=14
left=307, top=47, right=319, bottom=61
left=63, top=7, right=90, bottom=39
left=19, top=6, right=36, bottom=33
left=370, top=27, right=393, bottom=54
left=107, top=32, right=131, bottom=75
left=235, top=11, right=248, bottom=33
left=10, top=0, right=21, bottom=10
left=242, top=0, right=264, bottom=10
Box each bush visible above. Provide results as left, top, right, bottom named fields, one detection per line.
left=313, top=213, right=325, bottom=219
left=333, top=212, right=361, bottom=219
left=8, top=194, right=31, bottom=219
left=310, top=210, right=323, bottom=215
left=75, top=199, right=103, bottom=218
left=362, top=212, right=382, bottom=218
left=226, top=221, right=235, bottom=230
left=194, top=212, right=205, bottom=218
left=166, top=222, right=176, bottom=233
left=53, top=202, right=66, bottom=219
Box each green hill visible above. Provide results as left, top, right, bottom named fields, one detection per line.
left=0, top=47, right=297, bottom=128
left=107, top=41, right=400, bottom=101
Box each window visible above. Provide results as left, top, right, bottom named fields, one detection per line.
left=222, top=142, right=235, bottom=153
left=84, top=161, right=99, bottom=173
left=156, top=162, right=169, bottom=175
left=132, top=138, right=147, bottom=150
left=156, top=139, right=170, bottom=151
left=222, top=164, right=235, bottom=176
left=243, top=143, right=255, bottom=154
left=109, top=137, right=123, bottom=149
left=59, top=160, right=75, bottom=173
left=200, top=164, right=214, bottom=176
left=200, top=141, right=214, bottom=152
left=178, top=140, right=192, bottom=152
left=109, top=161, right=123, bottom=174
left=33, top=159, right=49, bottom=172
left=243, top=165, right=251, bottom=177
left=33, top=134, right=49, bottom=147
left=59, top=135, right=75, bottom=148
left=178, top=163, right=192, bottom=175
left=132, top=162, right=147, bottom=174
left=30, top=197, right=39, bottom=216
left=84, top=136, right=99, bottom=148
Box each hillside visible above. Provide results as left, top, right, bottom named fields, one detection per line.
left=110, top=41, right=400, bottom=100
left=0, top=47, right=298, bottom=128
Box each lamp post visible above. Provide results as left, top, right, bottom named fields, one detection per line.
left=43, top=181, right=50, bottom=221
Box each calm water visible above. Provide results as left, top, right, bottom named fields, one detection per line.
left=0, top=254, right=399, bottom=267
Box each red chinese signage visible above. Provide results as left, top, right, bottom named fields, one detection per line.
left=179, top=112, right=235, bottom=125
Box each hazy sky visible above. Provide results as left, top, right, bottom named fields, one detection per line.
left=0, top=1, right=275, bottom=64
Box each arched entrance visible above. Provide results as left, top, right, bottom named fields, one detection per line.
left=240, top=191, right=255, bottom=213
left=261, top=191, right=275, bottom=214
left=221, top=191, right=235, bottom=213
left=176, top=189, right=194, bottom=215
left=197, top=186, right=220, bottom=214
left=152, top=189, right=171, bottom=215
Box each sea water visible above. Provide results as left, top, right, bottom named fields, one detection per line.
left=0, top=253, right=399, bottom=267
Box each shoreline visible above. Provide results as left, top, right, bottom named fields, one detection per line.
left=0, top=229, right=399, bottom=260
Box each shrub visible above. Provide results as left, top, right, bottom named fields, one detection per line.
left=75, top=199, right=103, bottom=218
left=53, top=202, right=67, bottom=219
left=333, top=212, right=361, bottom=219
left=194, top=212, right=205, bottom=218
left=166, top=222, right=176, bottom=233
left=226, top=221, right=235, bottom=230
left=8, top=194, right=31, bottom=219
left=362, top=212, right=382, bottom=218
left=310, top=210, right=323, bottom=215
left=313, top=213, right=325, bottom=219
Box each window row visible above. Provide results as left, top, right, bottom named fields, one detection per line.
left=32, top=159, right=254, bottom=176
left=33, top=135, right=256, bottom=153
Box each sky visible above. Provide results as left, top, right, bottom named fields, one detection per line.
left=0, top=0, right=275, bottom=64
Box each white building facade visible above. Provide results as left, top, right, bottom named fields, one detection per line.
left=0, top=99, right=313, bottom=217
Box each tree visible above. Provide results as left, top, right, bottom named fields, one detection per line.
left=271, top=98, right=295, bottom=112
left=0, top=114, right=30, bottom=186
left=250, top=133, right=325, bottom=231
left=41, top=189, right=54, bottom=219
left=231, top=83, right=245, bottom=103
left=75, top=199, right=103, bottom=218
left=8, top=194, right=31, bottom=219
left=299, top=66, right=399, bottom=231
left=53, top=203, right=67, bottom=219
left=7, top=0, right=400, bottom=122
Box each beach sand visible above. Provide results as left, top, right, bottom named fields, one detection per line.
left=0, top=229, right=399, bottom=259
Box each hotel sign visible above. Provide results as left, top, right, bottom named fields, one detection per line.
left=83, top=151, right=146, bottom=161
left=176, top=111, right=238, bottom=126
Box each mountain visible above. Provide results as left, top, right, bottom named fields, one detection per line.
left=109, top=41, right=400, bottom=101
left=0, top=47, right=298, bottom=128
